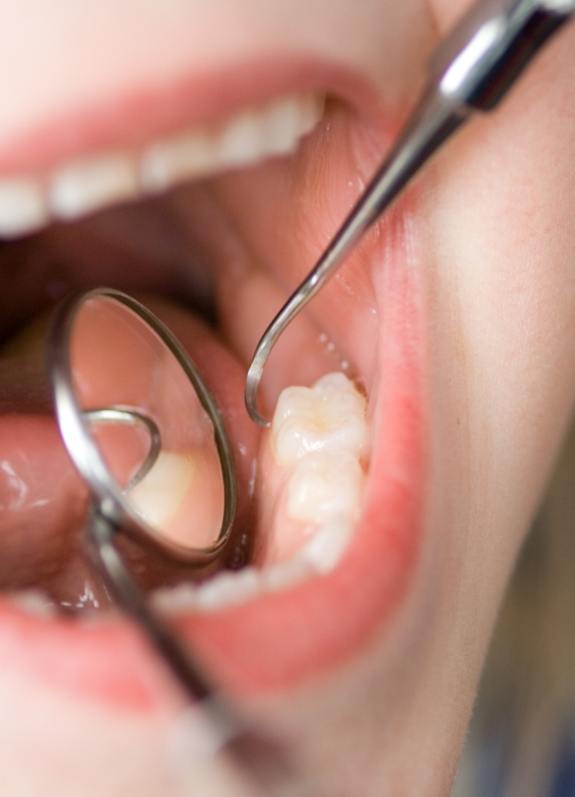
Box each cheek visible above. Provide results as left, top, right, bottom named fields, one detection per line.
left=424, top=24, right=575, bottom=554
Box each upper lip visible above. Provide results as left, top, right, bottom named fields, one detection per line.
left=0, top=55, right=379, bottom=177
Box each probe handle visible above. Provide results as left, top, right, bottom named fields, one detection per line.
left=430, top=0, right=575, bottom=111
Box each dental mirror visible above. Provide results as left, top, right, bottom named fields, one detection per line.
left=49, top=288, right=237, bottom=565
left=44, top=289, right=302, bottom=795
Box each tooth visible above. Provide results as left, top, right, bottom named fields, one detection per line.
left=299, top=519, right=354, bottom=574
left=49, top=153, right=138, bottom=220
left=272, top=371, right=368, bottom=466
left=140, top=131, right=215, bottom=192
left=215, top=111, right=264, bottom=168
left=261, top=558, right=313, bottom=592
left=286, top=451, right=364, bottom=524
left=154, top=569, right=263, bottom=615
left=262, top=94, right=307, bottom=156
left=9, top=590, right=55, bottom=617
left=194, top=568, right=262, bottom=612
left=153, top=584, right=198, bottom=614
left=129, top=451, right=193, bottom=529
left=153, top=560, right=313, bottom=615
left=299, top=93, right=325, bottom=135
left=262, top=371, right=369, bottom=569
left=0, top=178, right=47, bottom=237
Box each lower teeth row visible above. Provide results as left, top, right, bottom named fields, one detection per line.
left=154, top=371, right=369, bottom=615
left=8, top=371, right=369, bottom=618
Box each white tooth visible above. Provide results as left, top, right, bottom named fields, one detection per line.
left=272, top=371, right=368, bottom=466
left=215, top=111, right=264, bottom=168
left=141, top=93, right=324, bottom=194
left=153, top=584, right=198, bottom=614
left=155, top=561, right=315, bottom=614
left=286, top=451, right=364, bottom=525
left=299, top=520, right=354, bottom=574
left=299, top=93, right=325, bottom=135
left=0, top=178, right=47, bottom=237
left=261, top=558, right=313, bottom=592
left=49, top=154, right=137, bottom=220
left=263, top=94, right=308, bottom=156
left=9, top=590, right=55, bottom=617
left=194, top=568, right=262, bottom=612
left=154, top=568, right=264, bottom=615
left=129, top=451, right=193, bottom=528
left=140, top=131, right=215, bottom=192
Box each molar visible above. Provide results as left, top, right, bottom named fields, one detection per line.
left=153, top=567, right=264, bottom=614
left=272, top=371, right=368, bottom=466
left=140, top=92, right=321, bottom=192
left=129, top=451, right=194, bottom=529
left=262, top=371, right=368, bottom=568
left=298, top=519, right=355, bottom=574
left=286, top=451, right=364, bottom=524
left=152, top=559, right=315, bottom=615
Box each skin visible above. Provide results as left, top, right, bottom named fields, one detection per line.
left=1, top=0, right=575, bottom=795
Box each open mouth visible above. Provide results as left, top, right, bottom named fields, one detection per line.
left=0, top=55, right=425, bottom=711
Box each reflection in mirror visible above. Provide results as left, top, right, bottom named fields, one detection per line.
left=69, top=295, right=225, bottom=552
left=83, top=407, right=161, bottom=491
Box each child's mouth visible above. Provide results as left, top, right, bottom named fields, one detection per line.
left=0, top=54, right=426, bottom=711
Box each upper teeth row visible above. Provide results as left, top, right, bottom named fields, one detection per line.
left=0, top=92, right=324, bottom=238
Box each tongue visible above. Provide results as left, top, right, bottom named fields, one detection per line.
left=0, top=297, right=260, bottom=606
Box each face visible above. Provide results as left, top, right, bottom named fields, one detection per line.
left=1, top=1, right=575, bottom=794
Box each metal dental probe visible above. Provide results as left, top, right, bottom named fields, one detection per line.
left=245, top=0, right=575, bottom=427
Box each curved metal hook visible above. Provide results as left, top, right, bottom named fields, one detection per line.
left=244, top=0, right=575, bottom=427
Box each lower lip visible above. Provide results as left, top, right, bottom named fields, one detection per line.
left=0, top=207, right=425, bottom=711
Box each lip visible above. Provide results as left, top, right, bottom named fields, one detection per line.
left=0, top=51, right=424, bottom=711
left=0, top=55, right=380, bottom=177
